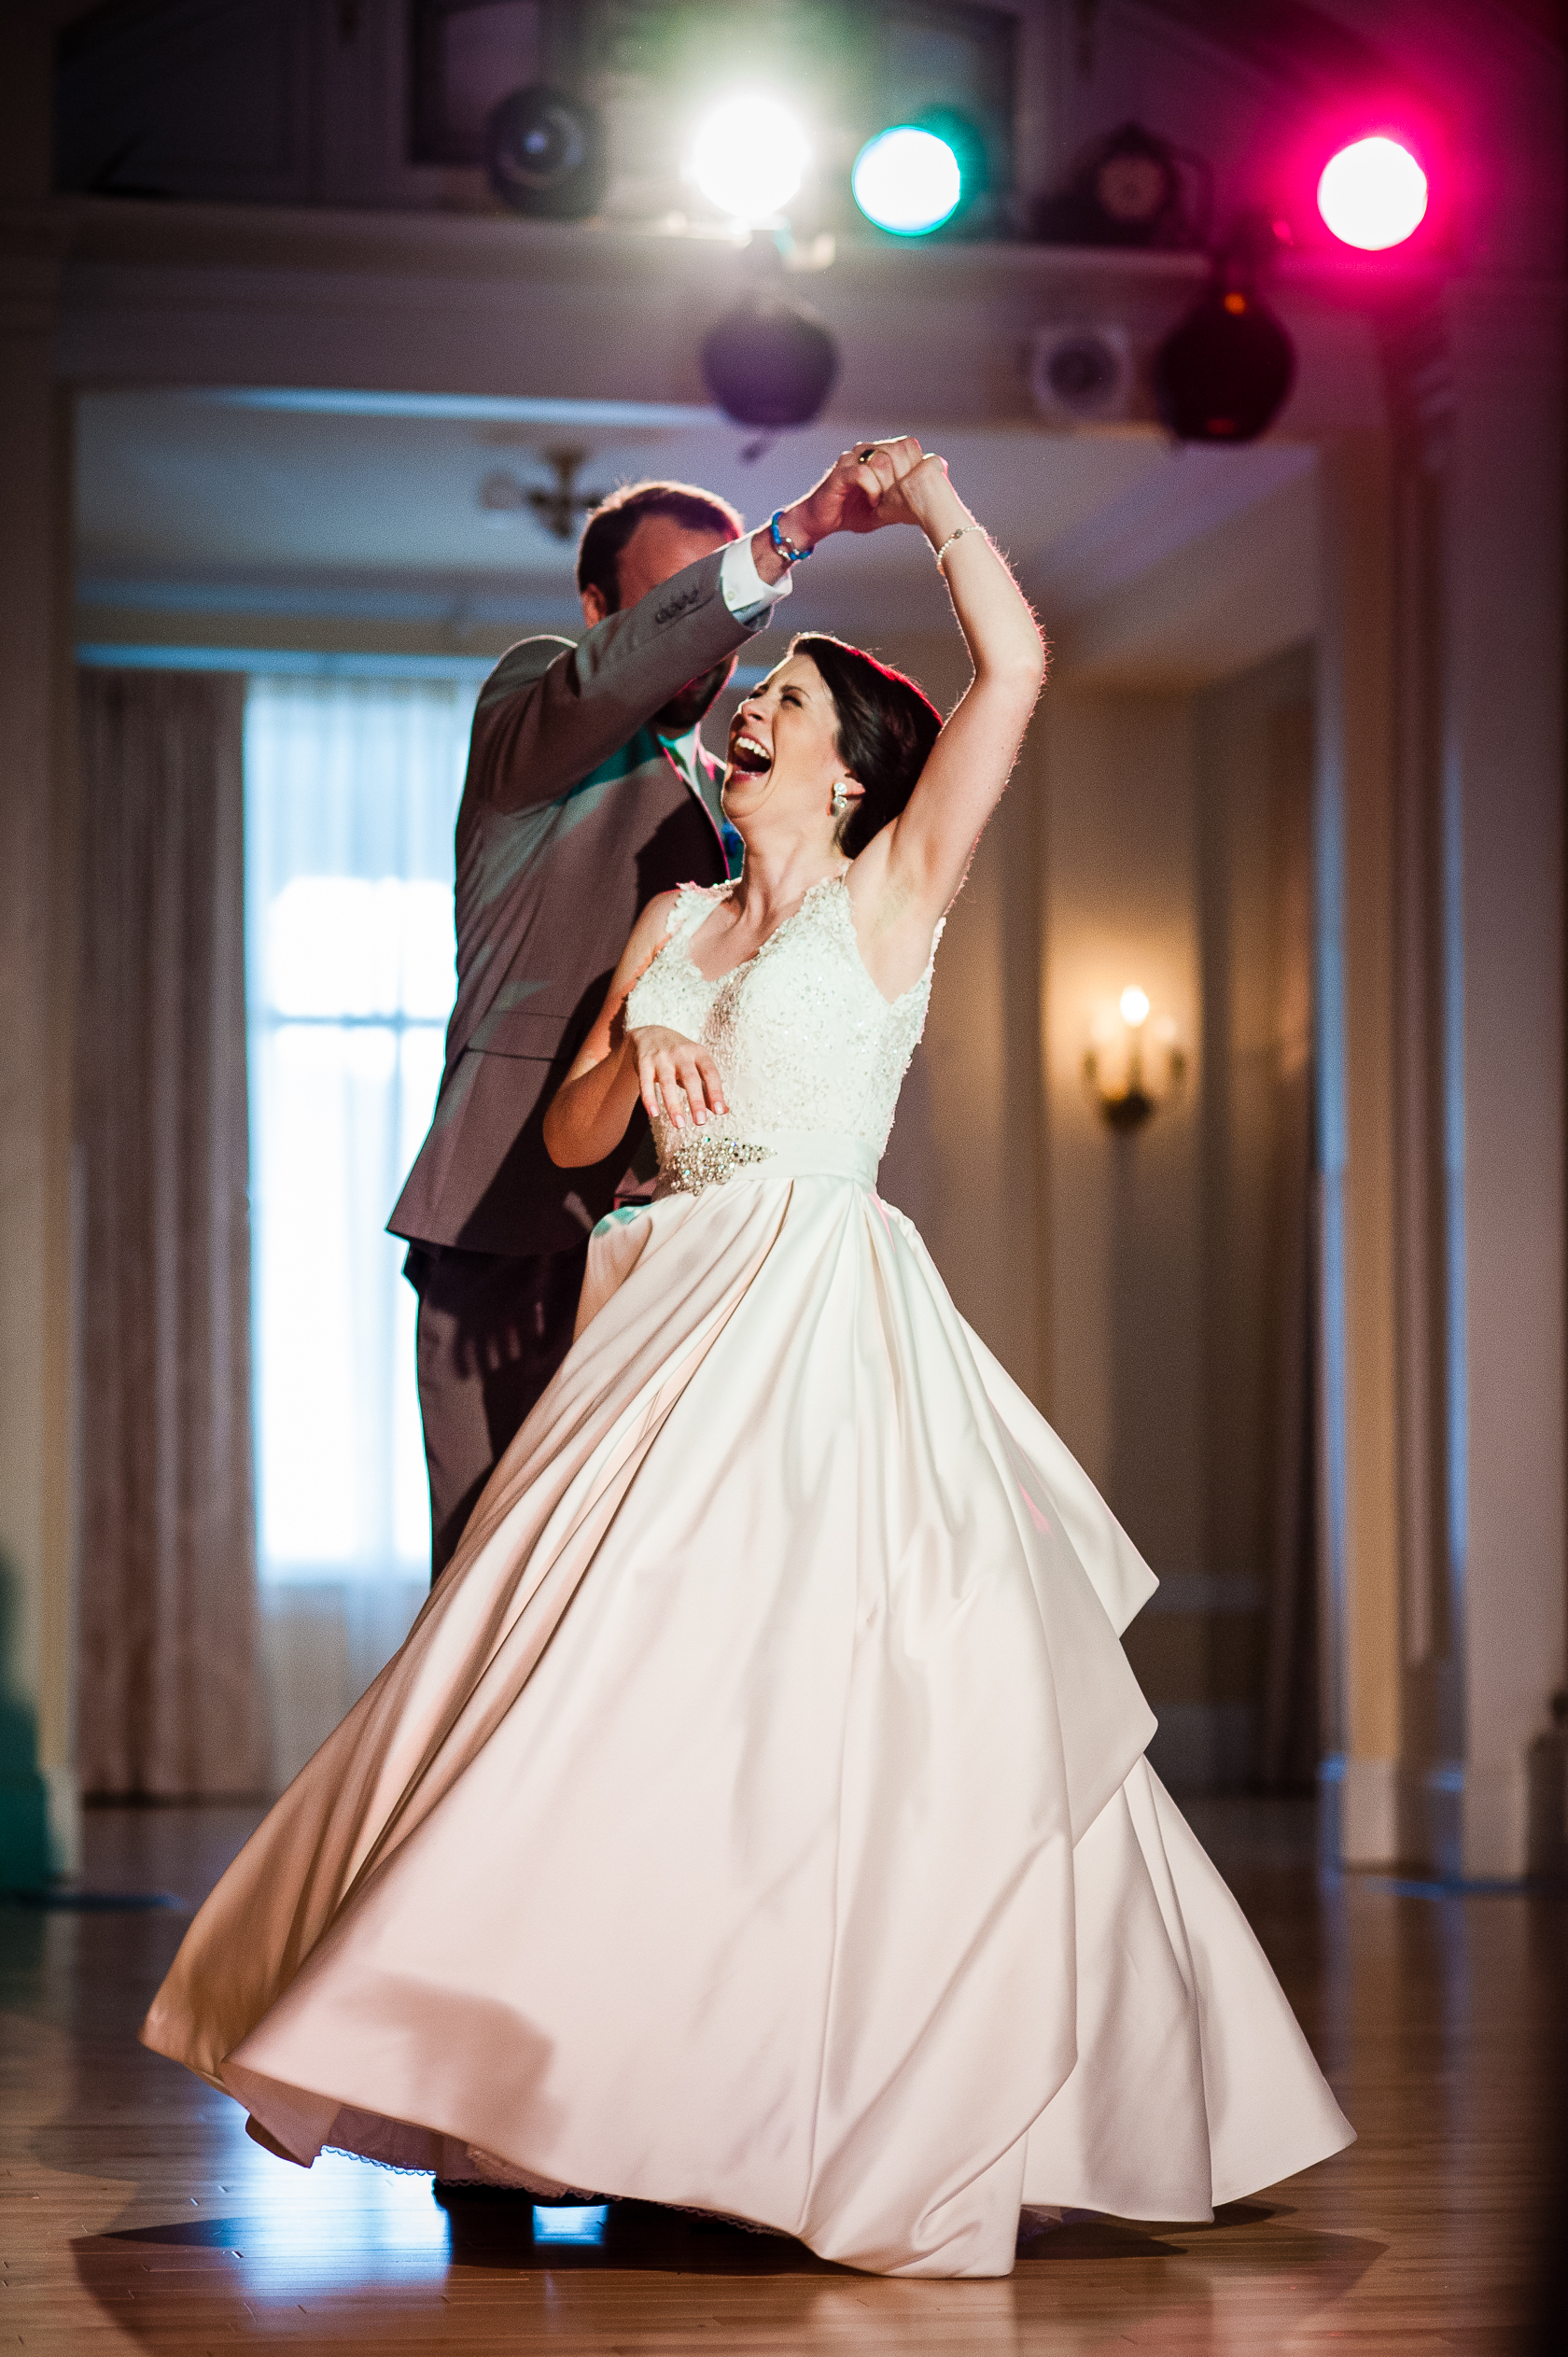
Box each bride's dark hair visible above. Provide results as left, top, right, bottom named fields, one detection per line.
left=789, top=634, right=943, bottom=859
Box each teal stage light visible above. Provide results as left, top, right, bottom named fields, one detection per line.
left=852, top=125, right=963, bottom=236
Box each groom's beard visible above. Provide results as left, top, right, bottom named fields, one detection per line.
left=651, top=655, right=736, bottom=737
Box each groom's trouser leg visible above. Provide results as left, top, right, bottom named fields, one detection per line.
left=405, top=1242, right=590, bottom=1581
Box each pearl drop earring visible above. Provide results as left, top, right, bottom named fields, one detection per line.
left=831, top=780, right=852, bottom=817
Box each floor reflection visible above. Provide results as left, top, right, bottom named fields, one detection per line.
left=3, top=1802, right=1562, bottom=2351
left=530, top=2199, right=610, bottom=2244
left=99, top=2148, right=454, bottom=2290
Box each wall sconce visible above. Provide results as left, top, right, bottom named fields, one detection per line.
left=1085, top=985, right=1186, bottom=1131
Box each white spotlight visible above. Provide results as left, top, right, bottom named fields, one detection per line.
left=690, top=95, right=807, bottom=221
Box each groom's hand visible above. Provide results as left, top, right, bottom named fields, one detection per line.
left=752, top=439, right=925, bottom=582
left=794, top=439, right=927, bottom=540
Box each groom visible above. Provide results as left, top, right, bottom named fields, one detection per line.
left=390, top=449, right=892, bottom=1578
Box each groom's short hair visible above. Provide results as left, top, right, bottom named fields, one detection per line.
left=577, top=480, right=744, bottom=612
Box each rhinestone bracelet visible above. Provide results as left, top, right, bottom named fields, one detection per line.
left=934, top=523, right=982, bottom=568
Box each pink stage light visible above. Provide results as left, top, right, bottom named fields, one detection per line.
left=1317, top=134, right=1429, bottom=250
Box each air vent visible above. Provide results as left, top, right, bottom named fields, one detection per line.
left=1028, top=325, right=1134, bottom=425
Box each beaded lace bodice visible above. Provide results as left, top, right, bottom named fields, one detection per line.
left=625, top=874, right=938, bottom=1178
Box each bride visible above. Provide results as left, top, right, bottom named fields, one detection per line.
left=144, top=441, right=1351, bottom=2279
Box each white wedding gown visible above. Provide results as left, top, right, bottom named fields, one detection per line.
left=144, top=873, right=1351, bottom=2278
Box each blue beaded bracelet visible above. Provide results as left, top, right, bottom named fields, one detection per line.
left=768, top=510, right=814, bottom=565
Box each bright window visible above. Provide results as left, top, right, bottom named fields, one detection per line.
left=244, top=675, right=477, bottom=1585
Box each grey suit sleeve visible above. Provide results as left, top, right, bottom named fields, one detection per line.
left=468, top=548, right=757, bottom=817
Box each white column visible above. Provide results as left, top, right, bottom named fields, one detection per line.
left=1314, top=431, right=1404, bottom=1866
left=1445, top=277, right=1568, bottom=1876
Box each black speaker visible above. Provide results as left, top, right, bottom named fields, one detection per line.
left=1154, top=288, right=1295, bottom=442
left=700, top=293, right=840, bottom=430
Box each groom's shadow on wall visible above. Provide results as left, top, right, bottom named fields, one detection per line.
left=454, top=795, right=727, bottom=1270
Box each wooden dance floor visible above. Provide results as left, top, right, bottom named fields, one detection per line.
left=4, top=1800, right=1562, bottom=2352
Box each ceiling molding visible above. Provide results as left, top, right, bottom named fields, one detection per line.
left=205, top=389, right=722, bottom=430
left=1051, top=467, right=1318, bottom=688
left=1127, top=0, right=1404, bottom=106
left=1032, top=440, right=1317, bottom=614
left=45, top=189, right=1211, bottom=298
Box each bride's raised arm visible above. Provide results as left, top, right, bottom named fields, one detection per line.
left=847, top=451, right=1044, bottom=956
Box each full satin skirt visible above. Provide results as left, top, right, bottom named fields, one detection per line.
left=143, top=1166, right=1352, bottom=2277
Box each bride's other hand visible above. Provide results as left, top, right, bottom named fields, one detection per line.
left=547, top=895, right=727, bottom=1165
left=545, top=890, right=684, bottom=1168
left=628, top=1026, right=727, bottom=1129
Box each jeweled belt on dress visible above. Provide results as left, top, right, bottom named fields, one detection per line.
left=656, top=1129, right=879, bottom=1199
left=662, top=1132, right=775, bottom=1196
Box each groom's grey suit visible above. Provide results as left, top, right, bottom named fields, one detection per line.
left=390, top=543, right=783, bottom=1574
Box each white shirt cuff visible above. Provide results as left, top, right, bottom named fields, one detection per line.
left=721, top=532, right=793, bottom=624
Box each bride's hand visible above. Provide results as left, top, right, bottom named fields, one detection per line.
left=791, top=437, right=928, bottom=540
left=627, top=1026, right=728, bottom=1129
left=859, top=447, right=968, bottom=540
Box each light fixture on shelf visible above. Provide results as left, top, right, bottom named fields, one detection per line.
left=1030, top=120, right=1209, bottom=250
left=485, top=85, right=607, bottom=220
left=1085, top=985, right=1186, bottom=1132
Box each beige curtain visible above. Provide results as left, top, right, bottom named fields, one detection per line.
left=75, top=669, right=269, bottom=1796
left=1259, top=699, right=1320, bottom=1791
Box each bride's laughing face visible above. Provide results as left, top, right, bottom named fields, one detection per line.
left=721, top=655, right=855, bottom=841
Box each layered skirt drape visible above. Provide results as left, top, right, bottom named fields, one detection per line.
left=144, top=1160, right=1351, bottom=2277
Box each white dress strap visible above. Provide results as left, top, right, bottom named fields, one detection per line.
left=665, top=879, right=732, bottom=943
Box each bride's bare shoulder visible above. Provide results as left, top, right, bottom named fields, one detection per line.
left=617, top=889, right=685, bottom=979
left=621, top=877, right=729, bottom=982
